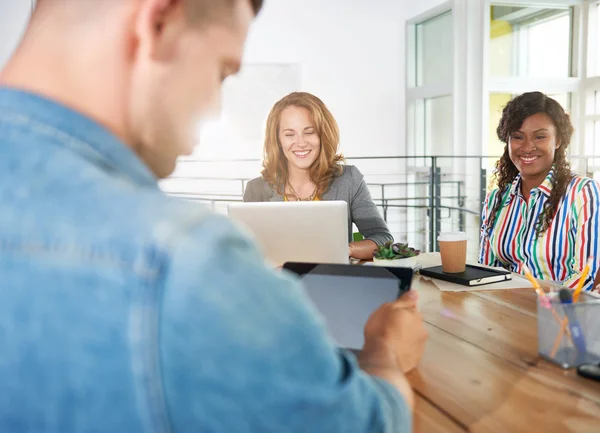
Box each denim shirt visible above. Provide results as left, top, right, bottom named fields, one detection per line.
left=0, top=88, right=411, bottom=433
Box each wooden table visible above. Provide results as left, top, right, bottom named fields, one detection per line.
left=409, top=276, right=600, bottom=433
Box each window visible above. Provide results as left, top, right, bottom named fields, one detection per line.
left=406, top=7, right=454, bottom=253
left=489, top=6, right=572, bottom=78
left=584, top=1, right=600, bottom=168
left=407, top=10, right=453, bottom=155
left=485, top=2, right=579, bottom=162
left=416, top=11, right=453, bottom=87
left=425, top=95, right=453, bottom=155
left=405, top=0, right=593, bottom=257
left=588, top=1, right=600, bottom=78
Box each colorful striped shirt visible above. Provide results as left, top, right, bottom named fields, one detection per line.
left=479, top=169, right=600, bottom=291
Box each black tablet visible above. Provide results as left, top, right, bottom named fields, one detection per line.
left=282, top=263, right=413, bottom=350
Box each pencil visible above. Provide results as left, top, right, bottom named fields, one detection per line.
left=550, top=317, right=568, bottom=358
left=573, top=258, right=592, bottom=302
left=523, top=264, right=549, bottom=307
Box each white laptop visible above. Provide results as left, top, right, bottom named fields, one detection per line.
left=227, top=201, right=349, bottom=267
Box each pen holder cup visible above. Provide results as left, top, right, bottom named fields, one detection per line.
left=537, top=293, right=600, bottom=369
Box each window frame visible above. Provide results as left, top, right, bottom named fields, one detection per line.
left=483, top=0, right=587, bottom=165
left=583, top=1, right=600, bottom=164
left=406, top=2, right=454, bottom=156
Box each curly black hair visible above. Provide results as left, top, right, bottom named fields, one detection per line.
left=487, top=91, right=574, bottom=237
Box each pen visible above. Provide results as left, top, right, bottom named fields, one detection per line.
left=558, top=288, right=587, bottom=354
left=522, top=264, right=574, bottom=357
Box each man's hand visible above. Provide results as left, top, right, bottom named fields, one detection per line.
left=357, top=291, right=428, bottom=410
left=361, top=291, right=428, bottom=373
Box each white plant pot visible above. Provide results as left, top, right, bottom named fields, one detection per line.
left=373, top=256, right=419, bottom=268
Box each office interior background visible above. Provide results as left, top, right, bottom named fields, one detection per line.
left=2, top=0, right=600, bottom=261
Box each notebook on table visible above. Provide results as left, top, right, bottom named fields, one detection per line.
left=419, top=264, right=512, bottom=287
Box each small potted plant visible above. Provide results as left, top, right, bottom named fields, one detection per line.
left=373, top=241, right=420, bottom=268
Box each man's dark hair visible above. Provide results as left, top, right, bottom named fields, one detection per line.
left=34, top=0, right=264, bottom=23
left=247, top=0, right=264, bottom=14
left=184, top=0, right=264, bottom=24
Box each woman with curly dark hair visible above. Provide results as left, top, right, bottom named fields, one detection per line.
left=479, top=92, right=600, bottom=291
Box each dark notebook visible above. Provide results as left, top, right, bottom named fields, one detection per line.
left=420, top=264, right=512, bottom=287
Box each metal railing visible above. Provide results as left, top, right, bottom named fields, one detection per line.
left=162, top=155, right=600, bottom=256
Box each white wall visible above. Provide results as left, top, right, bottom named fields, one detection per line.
left=404, top=0, right=449, bottom=21
left=0, top=0, right=33, bottom=69
left=236, top=0, right=406, bottom=159
left=1, top=0, right=406, bottom=159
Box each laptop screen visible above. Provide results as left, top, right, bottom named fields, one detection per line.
left=283, top=263, right=413, bottom=350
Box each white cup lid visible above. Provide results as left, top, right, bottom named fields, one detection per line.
left=438, top=231, right=467, bottom=242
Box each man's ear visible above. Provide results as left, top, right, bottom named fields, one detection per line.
left=134, top=0, right=186, bottom=62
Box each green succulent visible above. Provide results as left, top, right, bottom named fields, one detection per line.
left=373, top=241, right=420, bottom=260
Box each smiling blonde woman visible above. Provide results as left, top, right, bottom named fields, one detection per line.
left=244, top=92, right=392, bottom=260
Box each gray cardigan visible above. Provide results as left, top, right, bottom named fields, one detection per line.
left=243, top=165, right=393, bottom=245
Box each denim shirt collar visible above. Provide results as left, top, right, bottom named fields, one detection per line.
left=0, top=87, right=157, bottom=187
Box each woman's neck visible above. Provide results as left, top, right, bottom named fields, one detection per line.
left=521, top=174, right=547, bottom=192
left=520, top=172, right=548, bottom=202
left=286, top=165, right=316, bottom=200
left=287, top=165, right=312, bottom=187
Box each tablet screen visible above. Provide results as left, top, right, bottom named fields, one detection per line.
left=283, top=263, right=413, bottom=350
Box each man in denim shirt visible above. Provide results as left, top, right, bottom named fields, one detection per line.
left=0, top=1, right=427, bottom=432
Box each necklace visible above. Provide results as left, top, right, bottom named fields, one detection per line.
left=286, top=183, right=317, bottom=201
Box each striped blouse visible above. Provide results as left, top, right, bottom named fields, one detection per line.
left=479, top=169, right=600, bottom=291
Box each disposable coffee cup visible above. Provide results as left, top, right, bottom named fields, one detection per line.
left=438, top=232, right=468, bottom=273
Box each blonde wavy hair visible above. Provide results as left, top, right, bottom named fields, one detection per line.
left=261, top=92, right=345, bottom=198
